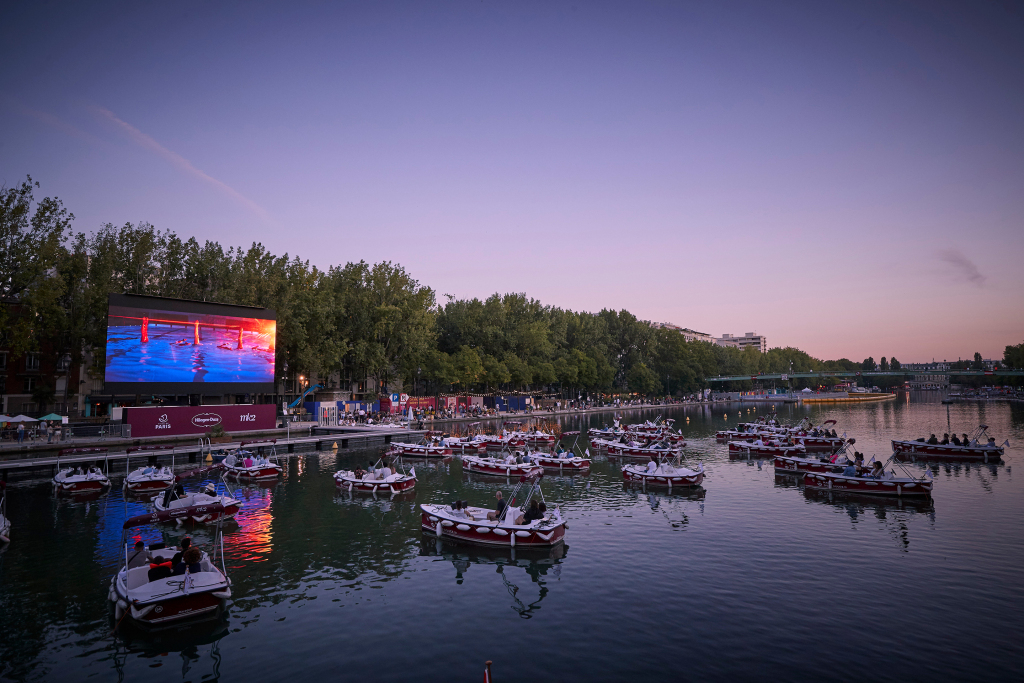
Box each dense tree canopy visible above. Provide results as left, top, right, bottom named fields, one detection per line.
left=4, top=177, right=1006, bottom=397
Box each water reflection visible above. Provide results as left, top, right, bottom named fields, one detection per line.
left=113, top=611, right=229, bottom=681
left=419, top=538, right=566, bottom=618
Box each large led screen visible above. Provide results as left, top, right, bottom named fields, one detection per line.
left=104, top=294, right=276, bottom=393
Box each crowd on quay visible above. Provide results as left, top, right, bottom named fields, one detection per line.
left=1, top=420, right=68, bottom=445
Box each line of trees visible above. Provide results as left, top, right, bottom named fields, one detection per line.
left=4, top=177, right=1015, bottom=399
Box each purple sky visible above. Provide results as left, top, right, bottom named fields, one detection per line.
left=2, top=1, right=1022, bottom=362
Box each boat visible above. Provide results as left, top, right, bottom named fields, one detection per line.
left=728, top=439, right=805, bottom=458
left=802, top=457, right=934, bottom=498
left=606, top=441, right=685, bottom=459
left=527, top=452, right=591, bottom=473
left=774, top=440, right=858, bottom=475
left=335, top=456, right=416, bottom=493
left=420, top=474, right=566, bottom=548
left=892, top=425, right=1006, bottom=461
left=109, top=505, right=232, bottom=627
left=153, top=481, right=242, bottom=524
left=440, top=437, right=487, bottom=454
left=520, top=431, right=557, bottom=447
left=622, top=457, right=704, bottom=490
left=0, top=482, right=10, bottom=544
left=389, top=441, right=453, bottom=457
left=476, top=434, right=527, bottom=451
left=462, top=454, right=543, bottom=477
left=123, top=466, right=175, bottom=493
left=52, top=465, right=111, bottom=494
left=222, top=450, right=282, bottom=480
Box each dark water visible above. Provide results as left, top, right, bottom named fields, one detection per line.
left=2, top=397, right=1022, bottom=682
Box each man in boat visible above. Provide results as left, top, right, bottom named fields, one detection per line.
left=940, top=433, right=950, bottom=445
left=927, top=434, right=939, bottom=445
left=951, top=434, right=962, bottom=446
left=486, top=491, right=506, bottom=521
left=127, top=540, right=152, bottom=569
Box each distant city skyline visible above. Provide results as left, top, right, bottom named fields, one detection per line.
left=2, top=1, right=1021, bottom=361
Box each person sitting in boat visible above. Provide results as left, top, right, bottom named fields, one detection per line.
left=940, top=433, right=950, bottom=445
left=353, top=467, right=365, bottom=479
left=962, top=433, right=971, bottom=446
left=127, top=540, right=152, bottom=569
left=987, top=437, right=997, bottom=448
left=951, top=434, right=962, bottom=446
left=172, top=547, right=202, bottom=576
left=171, top=537, right=192, bottom=566
left=148, top=557, right=174, bottom=582
left=486, top=491, right=506, bottom=521
left=646, top=458, right=659, bottom=474
left=842, top=461, right=858, bottom=476
left=927, top=434, right=939, bottom=445
left=523, top=500, right=543, bottom=523
left=538, top=502, right=548, bottom=519
left=377, top=463, right=392, bottom=479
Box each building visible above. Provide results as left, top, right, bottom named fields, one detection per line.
left=650, top=322, right=714, bottom=344
left=716, top=333, right=767, bottom=353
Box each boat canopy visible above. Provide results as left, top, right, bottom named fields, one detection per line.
left=123, top=502, right=227, bottom=529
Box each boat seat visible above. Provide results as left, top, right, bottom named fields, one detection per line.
left=127, top=566, right=152, bottom=590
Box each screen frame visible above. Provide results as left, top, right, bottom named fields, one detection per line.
left=103, top=293, right=277, bottom=394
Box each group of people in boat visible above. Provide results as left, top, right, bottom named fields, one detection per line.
left=224, top=453, right=271, bottom=468
left=452, top=491, right=548, bottom=524
left=919, top=433, right=996, bottom=447
left=127, top=537, right=203, bottom=582
left=62, top=466, right=105, bottom=478
left=352, top=461, right=398, bottom=480
left=808, top=427, right=839, bottom=438
left=838, top=453, right=892, bottom=479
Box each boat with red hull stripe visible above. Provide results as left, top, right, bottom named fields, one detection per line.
left=803, top=471, right=933, bottom=497
left=462, top=456, right=543, bottom=477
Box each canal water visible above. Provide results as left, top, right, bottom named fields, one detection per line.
left=1, top=396, right=1022, bottom=681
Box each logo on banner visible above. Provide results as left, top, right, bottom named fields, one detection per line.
left=155, top=413, right=171, bottom=429
left=191, top=413, right=223, bottom=428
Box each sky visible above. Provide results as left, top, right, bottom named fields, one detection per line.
left=2, top=0, right=1022, bottom=363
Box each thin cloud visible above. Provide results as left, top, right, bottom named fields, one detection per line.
left=90, top=105, right=271, bottom=223
left=937, top=248, right=986, bottom=286
left=7, top=100, right=107, bottom=147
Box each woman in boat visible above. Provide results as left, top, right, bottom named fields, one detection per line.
left=173, top=547, right=202, bottom=575
left=940, top=433, right=950, bottom=445
left=523, top=500, right=542, bottom=523
left=869, top=461, right=886, bottom=478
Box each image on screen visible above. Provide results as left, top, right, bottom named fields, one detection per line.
left=105, top=304, right=276, bottom=384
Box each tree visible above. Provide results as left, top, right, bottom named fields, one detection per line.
left=890, top=357, right=901, bottom=372
left=972, top=352, right=983, bottom=370
left=861, top=357, right=875, bottom=372
left=0, top=177, right=74, bottom=356
left=880, top=357, right=889, bottom=372
left=1004, top=343, right=1024, bottom=369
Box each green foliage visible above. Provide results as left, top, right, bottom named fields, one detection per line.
left=8, top=177, right=1014, bottom=400
left=1004, top=342, right=1024, bottom=369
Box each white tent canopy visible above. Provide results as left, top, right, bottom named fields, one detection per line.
left=801, top=388, right=813, bottom=393
left=7, top=415, right=38, bottom=422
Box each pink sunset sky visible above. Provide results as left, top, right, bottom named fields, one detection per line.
left=2, top=1, right=1022, bottom=363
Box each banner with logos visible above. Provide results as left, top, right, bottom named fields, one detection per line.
left=124, top=404, right=277, bottom=437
